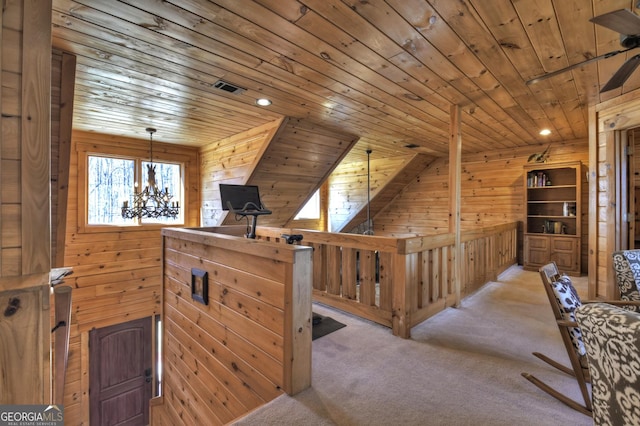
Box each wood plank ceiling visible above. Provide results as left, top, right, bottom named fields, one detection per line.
left=51, top=0, right=640, bottom=162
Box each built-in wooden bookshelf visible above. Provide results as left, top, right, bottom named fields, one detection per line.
left=523, top=161, right=582, bottom=275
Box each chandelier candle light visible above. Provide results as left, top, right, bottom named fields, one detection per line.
left=121, top=127, right=180, bottom=219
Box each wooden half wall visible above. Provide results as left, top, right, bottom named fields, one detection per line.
left=153, top=227, right=312, bottom=425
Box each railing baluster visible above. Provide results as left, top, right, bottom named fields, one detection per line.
left=258, top=222, right=518, bottom=338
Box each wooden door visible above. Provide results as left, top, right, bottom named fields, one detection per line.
left=90, top=317, right=152, bottom=426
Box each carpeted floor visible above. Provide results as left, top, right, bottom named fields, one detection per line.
left=233, top=265, right=592, bottom=426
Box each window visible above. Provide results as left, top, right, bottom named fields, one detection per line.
left=87, top=154, right=183, bottom=226
left=88, top=156, right=134, bottom=225
left=295, top=190, right=320, bottom=219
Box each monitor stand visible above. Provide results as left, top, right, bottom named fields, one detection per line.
left=233, top=208, right=271, bottom=239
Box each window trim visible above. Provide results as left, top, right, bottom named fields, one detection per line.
left=77, top=141, right=189, bottom=233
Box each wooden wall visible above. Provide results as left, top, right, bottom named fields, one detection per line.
left=373, top=140, right=589, bottom=272
left=60, top=131, right=199, bottom=423
left=328, top=154, right=416, bottom=232
left=200, top=119, right=283, bottom=226
left=156, top=228, right=312, bottom=425
left=1, top=0, right=51, bottom=279
left=589, top=88, right=640, bottom=299
left=244, top=119, right=359, bottom=227
left=201, top=117, right=359, bottom=229
left=0, top=0, right=52, bottom=405
left=333, top=153, right=436, bottom=233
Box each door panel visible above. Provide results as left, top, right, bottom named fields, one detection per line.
left=90, top=317, right=152, bottom=426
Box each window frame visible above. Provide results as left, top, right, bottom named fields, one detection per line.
left=77, top=141, right=188, bottom=233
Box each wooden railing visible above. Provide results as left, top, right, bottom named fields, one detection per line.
left=257, top=222, right=518, bottom=338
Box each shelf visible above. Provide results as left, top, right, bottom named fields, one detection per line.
left=527, top=200, right=576, bottom=204
left=526, top=232, right=578, bottom=237
left=527, top=185, right=576, bottom=189
left=524, top=161, right=582, bottom=274
left=527, top=215, right=577, bottom=219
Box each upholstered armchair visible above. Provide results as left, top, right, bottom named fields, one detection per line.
left=612, top=250, right=640, bottom=312
left=575, top=303, right=640, bottom=426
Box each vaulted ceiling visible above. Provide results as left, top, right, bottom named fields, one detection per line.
left=51, top=0, right=640, bottom=162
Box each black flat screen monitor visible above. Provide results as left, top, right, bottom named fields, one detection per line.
left=220, top=184, right=269, bottom=213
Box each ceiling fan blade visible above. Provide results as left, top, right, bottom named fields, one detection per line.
left=590, top=9, right=640, bottom=35
left=600, top=54, right=640, bottom=92
left=526, top=49, right=628, bottom=85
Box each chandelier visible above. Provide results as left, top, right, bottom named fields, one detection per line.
left=121, top=127, right=179, bottom=220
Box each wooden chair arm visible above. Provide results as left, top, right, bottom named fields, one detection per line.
left=582, top=300, right=640, bottom=306
left=557, top=319, right=579, bottom=328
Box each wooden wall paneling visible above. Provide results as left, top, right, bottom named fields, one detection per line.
left=246, top=119, right=359, bottom=228
left=159, top=229, right=312, bottom=422
left=163, top=278, right=283, bottom=388
left=372, top=140, right=589, bottom=271
left=589, top=88, right=640, bottom=299
left=0, top=0, right=3, bottom=276
left=60, top=130, right=199, bottom=424
left=329, top=153, right=434, bottom=233
left=200, top=119, right=282, bottom=226
left=0, top=0, right=53, bottom=406
left=1, top=159, right=20, bottom=203
left=0, top=285, right=49, bottom=404
left=1, top=7, right=22, bottom=277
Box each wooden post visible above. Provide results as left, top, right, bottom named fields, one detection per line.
left=283, top=249, right=312, bottom=394
left=21, top=0, right=52, bottom=275
left=588, top=105, right=597, bottom=299
left=392, top=252, right=411, bottom=338
left=449, top=105, right=462, bottom=306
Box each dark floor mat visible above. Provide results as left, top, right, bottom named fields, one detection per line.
left=312, top=313, right=346, bottom=340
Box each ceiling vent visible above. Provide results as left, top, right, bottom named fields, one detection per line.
left=213, top=79, right=246, bottom=95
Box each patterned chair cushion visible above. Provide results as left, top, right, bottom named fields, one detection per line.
left=549, top=275, right=586, bottom=356
left=612, top=251, right=640, bottom=312
left=576, top=303, right=640, bottom=426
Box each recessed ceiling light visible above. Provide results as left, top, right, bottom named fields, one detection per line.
left=256, top=98, right=272, bottom=106
left=539, top=129, right=551, bottom=136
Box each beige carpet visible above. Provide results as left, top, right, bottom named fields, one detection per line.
left=233, top=265, right=592, bottom=426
